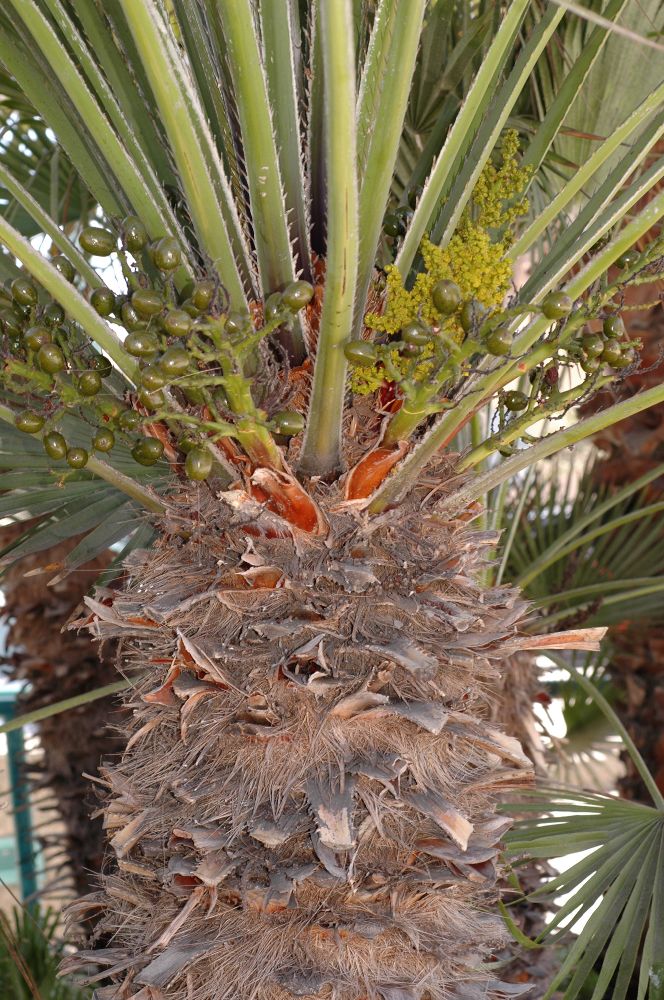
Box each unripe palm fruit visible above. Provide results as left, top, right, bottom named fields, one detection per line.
left=43, top=302, right=64, bottom=326
left=600, top=339, right=623, bottom=366
left=272, top=410, right=305, bottom=436
left=432, top=280, right=462, bottom=316
left=15, top=410, right=44, bottom=433
left=121, top=301, right=146, bottom=331
left=581, top=355, right=601, bottom=375
left=92, top=427, right=115, bottom=452
left=282, top=280, right=314, bottom=312
left=122, top=216, right=148, bottom=253
left=132, top=289, right=164, bottom=317
left=79, top=226, right=116, bottom=256
left=158, top=347, right=190, bottom=378
left=225, top=312, right=251, bottom=336
left=11, top=277, right=38, bottom=306
left=460, top=299, right=487, bottom=334
left=383, top=213, right=404, bottom=238
left=43, top=431, right=67, bottom=460
left=66, top=447, right=88, bottom=469
left=401, top=343, right=422, bottom=357
left=162, top=309, right=192, bottom=337
left=52, top=255, right=75, bottom=282
left=191, top=280, right=216, bottom=311
left=132, top=436, right=164, bottom=466
left=24, top=326, right=51, bottom=351
left=37, top=343, right=66, bottom=374
left=124, top=330, right=160, bottom=357
left=153, top=236, right=181, bottom=271
left=264, top=292, right=283, bottom=322
left=486, top=328, right=512, bottom=356
left=616, top=249, right=639, bottom=269
left=582, top=333, right=604, bottom=358
left=1, top=310, right=22, bottom=337
left=137, top=387, right=165, bottom=410
left=140, top=366, right=167, bottom=392
left=542, top=291, right=573, bottom=319
left=503, top=390, right=528, bottom=411
left=344, top=341, right=377, bottom=366
left=185, top=446, right=213, bottom=481
left=602, top=314, right=625, bottom=338
left=118, top=409, right=142, bottom=432
left=91, top=354, right=113, bottom=379
left=401, top=322, right=431, bottom=346
left=77, top=371, right=102, bottom=396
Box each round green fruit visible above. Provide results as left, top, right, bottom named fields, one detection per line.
left=121, top=301, right=146, bottom=331
left=344, top=341, right=377, bottom=366
left=580, top=355, right=601, bottom=375
left=460, top=299, right=487, bottom=334
left=132, top=436, right=164, bottom=466
left=282, top=280, right=314, bottom=312
left=178, top=436, right=197, bottom=454
left=225, top=312, right=251, bottom=337
left=191, top=280, right=216, bottom=311
left=616, top=250, right=639, bottom=270
left=37, top=343, right=66, bottom=374
left=401, top=322, right=431, bottom=346
left=90, top=354, right=113, bottom=379
left=90, top=288, right=115, bottom=316
left=43, top=431, right=67, bottom=460
left=124, top=330, right=160, bottom=357
left=122, top=216, right=148, bottom=253
left=43, top=302, right=64, bottom=326
left=432, top=280, right=462, bottom=316
left=602, top=314, right=625, bottom=338
left=132, top=289, right=164, bottom=318
left=52, top=256, right=75, bottom=282
left=486, top=328, right=512, bottom=356
left=77, top=370, right=102, bottom=396
left=503, top=390, right=528, bottom=412
left=15, top=410, right=44, bottom=433
left=582, top=333, right=604, bottom=358
left=264, top=292, right=283, bottom=322
left=272, top=410, right=305, bottom=436
left=611, top=346, right=637, bottom=369
left=80, top=226, right=116, bottom=256
left=158, top=347, right=190, bottom=378
left=153, top=236, right=181, bottom=271
left=600, top=339, right=623, bottom=366
left=140, top=365, right=167, bottom=392
left=542, top=291, right=573, bottom=320
left=185, top=446, right=213, bottom=481
left=137, top=387, right=165, bottom=410
left=66, top=447, right=88, bottom=469
left=162, top=309, right=192, bottom=337
left=92, top=427, right=115, bottom=452
left=383, top=213, right=404, bottom=238
left=118, top=409, right=142, bottom=432
left=0, top=310, right=22, bottom=337
left=11, top=277, right=38, bottom=307
left=24, top=325, right=51, bottom=351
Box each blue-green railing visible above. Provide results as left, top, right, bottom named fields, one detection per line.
left=0, top=683, right=38, bottom=900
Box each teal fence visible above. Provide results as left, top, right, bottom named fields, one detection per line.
left=0, top=684, right=38, bottom=900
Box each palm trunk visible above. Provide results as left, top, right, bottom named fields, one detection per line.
left=65, top=473, right=538, bottom=1000
left=0, top=525, right=123, bottom=897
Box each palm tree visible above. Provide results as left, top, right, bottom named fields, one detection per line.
left=1, top=3, right=664, bottom=999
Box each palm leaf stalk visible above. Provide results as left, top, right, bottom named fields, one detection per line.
left=0, top=3, right=663, bottom=999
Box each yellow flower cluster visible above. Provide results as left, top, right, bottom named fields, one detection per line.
left=350, top=347, right=434, bottom=396
left=365, top=131, right=531, bottom=339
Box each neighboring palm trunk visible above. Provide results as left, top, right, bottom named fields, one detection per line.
left=65, top=474, right=541, bottom=1000
left=0, top=526, right=122, bottom=896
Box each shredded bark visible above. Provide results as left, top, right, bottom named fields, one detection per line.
left=65, top=472, right=538, bottom=1000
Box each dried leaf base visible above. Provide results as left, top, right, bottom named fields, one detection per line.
left=66, top=481, right=537, bottom=1000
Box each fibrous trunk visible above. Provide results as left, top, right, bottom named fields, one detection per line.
left=0, top=526, right=122, bottom=897
left=67, top=472, right=538, bottom=1000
